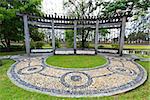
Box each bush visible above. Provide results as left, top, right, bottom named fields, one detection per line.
left=0, top=60, right=2, bottom=66
left=98, top=45, right=104, bottom=49
left=78, top=42, right=89, bottom=48
left=111, top=44, right=119, bottom=49
left=0, top=45, right=25, bottom=52
left=35, top=41, right=45, bottom=49
left=31, top=40, right=45, bottom=49
left=30, top=40, right=36, bottom=49
left=55, top=39, right=61, bottom=48
left=66, top=40, right=73, bottom=48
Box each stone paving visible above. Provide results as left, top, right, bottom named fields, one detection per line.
left=7, top=54, right=147, bottom=97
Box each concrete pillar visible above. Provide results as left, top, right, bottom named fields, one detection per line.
left=119, top=17, right=126, bottom=56
left=95, top=20, right=99, bottom=54
left=52, top=19, right=55, bottom=54
left=74, top=20, right=77, bottom=54
left=23, top=15, right=30, bottom=56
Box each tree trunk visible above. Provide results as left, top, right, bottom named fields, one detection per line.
left=4, top=37, right=11, bottom=51
left=81, top=29, right=85, bottom=49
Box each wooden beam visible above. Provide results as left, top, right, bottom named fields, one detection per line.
left=52, top=19, right=55, bottom=54
left=28, top=21, right=121, bottom=29
left=23, top=15, right=30, bottom=56
left=119, top=17, right=126, bottom=56
left=30, top=25, right=121, bottom=30
left=95, top=20, right=99, bottom=54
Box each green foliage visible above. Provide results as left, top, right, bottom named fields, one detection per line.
left=98, top=45, right=104, bottom=49
left=31, top=40, right=45, bottom=49
left=30, top=29, right=45, bottom=41
left=102, top=0, right=127, bottom=15
left=128, top=32, right=149, bottom=42
left=103, top=0, right=150, bottom=21
left=99, top=29, right=109, bottom=37
left=0, top=60, right=2, bottom=66
left=111, top=44, right=119, bottom=49
left=65, top=30, right=74, bottom=48
left=0, top=0, right=42, bottom=51
left=35, top=41, right=45, bottom=49
left=64, top=0, right=102, bottom=48
left=78, top=41, right=89, bottom=48
left=0, top=45, right=25, bottom=52
left=55, top=38, right=61, bottom=48
left=0, top=51, right=25, bottom=56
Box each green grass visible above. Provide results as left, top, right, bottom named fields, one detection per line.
left=124, top=45, right=150, bottom=50
left=0, top=59, right=149, bottom=100
left=98, top=44, right=150, bottom=50
left=135, top=54, right=150, bottom=58
left=46, top=55, right=107, bottom=68
left=0, top=51, right=25, bottom=56
left=42, top=44, right=52, bottom=49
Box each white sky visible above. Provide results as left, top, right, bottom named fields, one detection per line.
left=41, top=0, right=112, bottom=15
left=41, top=0, right=64, bottom=15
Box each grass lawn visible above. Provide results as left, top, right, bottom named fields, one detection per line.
left=42, top=44, right=52, bottom=49
left=98, top=44, right=150, bottom=50
left=0, top=59, right=149, bottom=100
left=46, top=55, right=107, bottom=68
left=0, top=51, right=25, bottom=56
left=124, top=45, right=150, bottom=50
left=135, top=54, right=150, bottom=58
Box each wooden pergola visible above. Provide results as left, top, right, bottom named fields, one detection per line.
left=18, top=11, right=131, bottom=56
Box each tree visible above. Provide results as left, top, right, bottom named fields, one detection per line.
left=102, top=0, right=150, bottom=16
left=102, top=0, right=150, bottom=34
left=99, top=29, right=110, bottom=42
left=64, top=0, right=103, bottom=48
left=65, top=30, right=74, bottom=48
left=30, top=28, right=45, bottom=41
left=0, top=0, right=42, bottom=51
left=128, top=32, right=149, bottom=43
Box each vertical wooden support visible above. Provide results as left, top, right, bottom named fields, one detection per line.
left=23, top=15, right=30, bottom=56
left=52, top=19, right=55, bottom=54
left=119, top=17, right=126, bottom=56
left=95, top=20, right=99, bottom=54
left=74, top=20, right=77, bottom=54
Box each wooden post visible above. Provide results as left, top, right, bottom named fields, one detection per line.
left=119, top=17, right=126, bottom=56
left=118, top=28, right=121, bottom=54
left=52, top=19, right=55, bottom=54
left=95, top=20, right=99, bottom=54
left=23, top=15, right=30, bottom=56
left=74, top=20, right=77, bottom=54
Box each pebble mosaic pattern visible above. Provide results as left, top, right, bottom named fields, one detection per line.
left=7, top=55, right=147, bottom=97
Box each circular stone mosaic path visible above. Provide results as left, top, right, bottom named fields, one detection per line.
left=7, top=54, right=147, bottom=97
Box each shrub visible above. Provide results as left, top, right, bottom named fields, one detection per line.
left=98, top=45, right=104, bottom=49
left=31, top=40, right=45, bottom=49
left=30, top=40, right=36, bottom=49
left=78, top=42, right=89, bottom=48
left=111, top=44, right=119, bottom=49
left=0, top=60, right=2, bottom=66
left=55, top=39, right=61, bottom=48
left=0, top=45, right=25, bottom=52
left=35, top=41, right=45, bottom=49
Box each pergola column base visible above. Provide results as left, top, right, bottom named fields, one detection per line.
left=95, top=50, right=97, bottom=55
left=74, top=49, right=76, bottom=54
left=53, top=49, right=56, bottom=55
left=119, top=52, right=123, bottom=56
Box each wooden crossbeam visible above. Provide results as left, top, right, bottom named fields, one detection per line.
left=28, top=21, right=121, bottom=28
left=30, top=25, right=121, bottom=30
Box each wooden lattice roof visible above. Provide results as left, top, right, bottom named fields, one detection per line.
left=17, top=11, right=132, bottom=30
